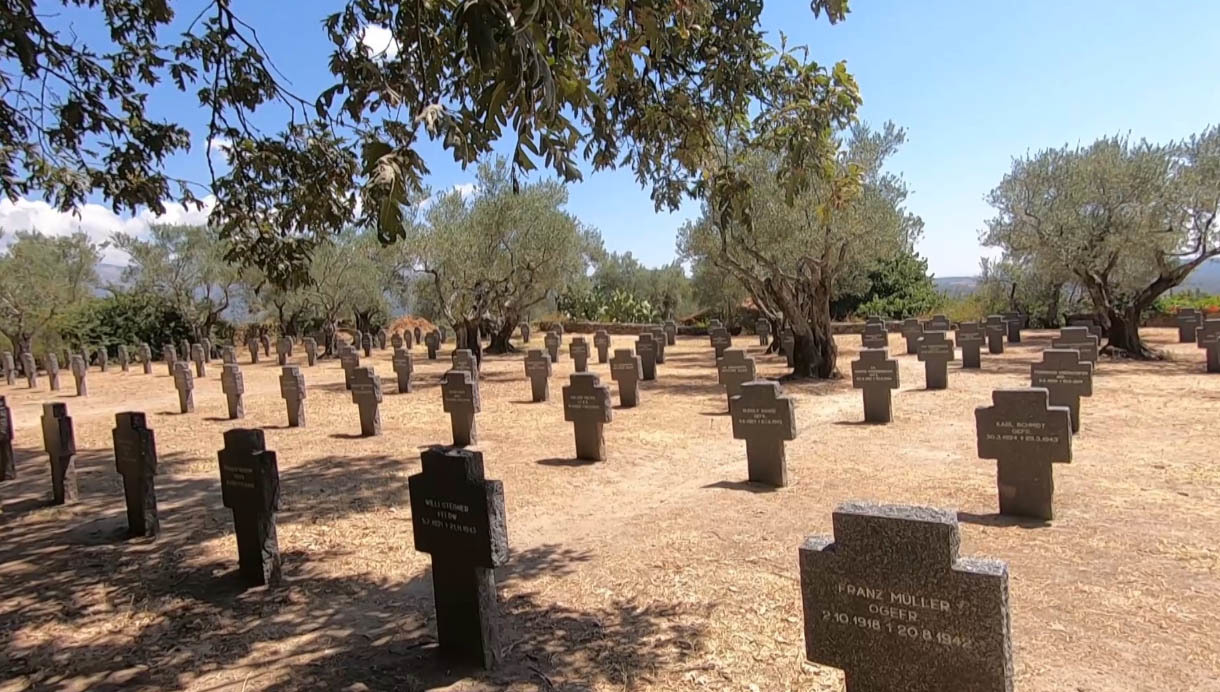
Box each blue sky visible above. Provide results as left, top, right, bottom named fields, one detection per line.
left=4, top=1, right=1219, bottom=276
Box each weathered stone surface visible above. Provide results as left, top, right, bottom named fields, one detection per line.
left=425, top=330, right=440, bottom=359
left=1030, top=349, right=1093, bottom=433
left=350, top=366, right=382, bottom=437
left=221, top=363, right=245, bottom=419
left=1051, top=327, right=1100, bottom=364
left=202, top=338, right=213, bottom=362
left=861, top=322, right=888, bottom=350
left=339, top=346, right=360, bottom=390
left=609, top=348, right=642, bottom=408
left=799, top=501, right=1012, bottom=692
left=191, top=343, right=206, bottom=377
left=97, top=346, right=108, bottom=372
left=975, top=388, right=1072, bottom=520
left=2, top=351, right=15, bottom=385
left=247, top=337, right=260, bottom=364
left=520, top=323, right=530, bottom=343
left=41, top=402, right=77, bottom=504
left=569, top=336, right=590, bottom=372
left=730, top=381, right=796, bottom=487
left=377, top=328, right=388, bottom=350
left=956, top=321, right=985, bottom=369
left=649, top=325, right=666, bottom=364
left=524, top=349, right=551, bottom=402
left=451, top=349, right=479, bottom=382
left=139, top=343, right=152, bottom=374
left=260, top=334, right=272, bottom=357
left=780, top=330, right=795, bottom=367
left=45, top=352, right=61, bottom=391
left=1002, top=312, right=1023, bottom=343
left=279, top=365, right=306, bottom=427
left=391, top=331, right=404, bottom=350
left=663, top=320, right=677, bottom=346
left=173, top=361, right=194, bottom=413
left=923, top=314, right=952, bottom=332
left=408, top=446, right=508, bottom=669
left=360, top=332, right=373, bottom=357
left=710, top=327, right=732, bottom=359
left=544, top=331, right=561, bottom=363
left=113, top=411, right=160, bottom=537
left=21, top=352, right=37, bottom=388
left=442, top=370, right=480, bottom=447
left=163, top=344, right=179, bottom=375
left=593, top=329, right=611, bottom=363
left=303, top=337, right=318, bottom=366
left=917, top=331, right=956, bottom=390
left=635, top=332, right=658, bottom=381
left=984, top=315, right=1006, bottom=354
left=275, top=337, right=291, bottom=366
left=0, top=396, right=15, bottom=481
left=716, top=349, right=756, bottom=409
left=118, top=344, right=130, bottom=372
left=562, top=372, right=613, bottom=461
left=1177, top=308, right=1202, bottom=343
left=218, top=428, right=281, bottom=587
left=756, top=318, right=771, bottom=346
left=392, top=348, right=414, bottom=393
left=851, top=348, right=899, bottom=423
left=69, top=354, right=87, bottom=396
left=221, top=345, right=237, bottom=364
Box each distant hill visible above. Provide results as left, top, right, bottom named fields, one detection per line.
left=933, top=276, right=979, bottom=297
left=931, top=258, right=1220, bottom=297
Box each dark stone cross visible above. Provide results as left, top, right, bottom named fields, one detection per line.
left=2, top=351, right=14, bottom=385
left=392, top=347, right=414, bottom=393
left=1030, top=349, right=1093, bottom=434
left=118, top=344, right=130, bottom=372
left=780, top=330, right=796, bottom=367
left=563, top=372, right=613, bottom=461
left=247, top=337, right=260, bottom=364
left=917, top=331, right=956, bottom=390
left=851, top=348, right=899, bottom=423
left=391, top=331, right=404, bottom=350
left=1051, top=327, right=1099, bottom=364
left=0, top=396, right=15, bottom=480
left=984, top=315, right=1006, bottom=354
left=260, top=333, right=271, bottom=357
left=192, top=343, right=206, bottom=377
left=41, top=402, right=78, bottom=504
left=799, top=501, right=1013, bottom=692
left=520, top=323, right=530, bottom=343
left=202, top=338, right=213, bottom=362
left=164, top=344, right=180, bottom=375
left=173, top=361, right=195, bottom=413
left=69, top=354, right=87, bottom=396
left=524, top=349, right=551, bottom=402
left=756, top=318, right=771, bottom=346
left=425, top=330, right=440, bottom=359
left=956, top=321, right=985, bottom=369
left=975, top=388, right=1072, bottom=520
left=442, top=370, right=480, bottom=447
left=1066, top=315, right=1102, bottom=339
left=730, top=381, right=797, bottom=487
left=303, top=337, right=318, bottom=366
left=416, top=326, right=424, bottom=344
left=46, top=352, right=61, bottom=391
left=609, top=348, right=642, bottom=407
left=544, top=331, right=561, bottom=363
left=569, top=336, right=590, bottom=372
left=593, top=329, right=611, bottom=363
left=218, top=428, right=282, bottom=587
left=139, top=343, right=152, bottom=374
left=664, top=320, right=677, bottom=346
left=112, top=411, right=160, bottom=537
left=710, top=326, right=732, bottom=359
left=865, top=315, right=884, bottom=327
left=361, top=332, right=373, bottom=357
left=276, top=337, right=290, bottom=366
left=339, top=346, right=360, bottom=390
left=716, top=349, right=756, bottom=410
left=451, top=348, right=480, bottom=382
left=898, top=318, right=922, bottom=355
left=1177, top=308, right=1202, bottom=343
left=1002, top=312, right=1023, bottom=343
left=650, top=325, right=667, bottom=364
left=924, top=314, right=952, bottom=332
left=1197, top=318, right=1220, bottom=372
left=21, top=352, right=38, bottom=388
left=221, top=345, right=237, bottom=364
left=861, top=322, right=888, bottom=350
left=408, top=446, right=508, bottom=669
left=635, top=332, right=658, bottom=381
left=350, top=366, right=383, bottom=437
left=708, top=318, right=723, bottom=330
left=377, top=328, right=388, bottom=350
left=221, top=363, right=245, bottom=419
left=550, top=323, right=565, bottom=337
left=279, top=365, right=307, bottom=427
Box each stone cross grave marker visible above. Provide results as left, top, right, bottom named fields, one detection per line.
left=717, top=349, right=756, bottom=410
left=414, top=326, right=423, bottom=344
left=1197, top=318, right=1220, bottom=372
left=593, top=329, right=611, bottom=363
left=180, top=339, right=192, bottom=366
left=425, top=330, right=440, bottom=359
left=339, top=345, right=359, bottom=390
left=192, top=343, right=206, bottom=377
left=708, top=318, right=723, bottom=330
left=173, top=361, right=195, bottom=413
left=408, top=445, right=508, bottom=669
left=1177, top=308, right=1201, bottom=343
left=730, top=381, right=796, bottom=487
left=0, top=396, right=15, bottom=480
left=350, top=366, right=383, bottom=437
left=984, top=315, right=1006, bottom=354
left=302, top=336, right=317, bottom=366
left=1002, top=312, right=1022, bottom=343
left=3, top=351, right=14, bottom=385
left=609, top=348, right=642, bottom=407
left=392, top=347, right=414, bottom=393
left=710, top=326, right=732, bottom=359
left=569, top=336, right=590, bottom=372
left=391, top=331, right=403, bottom=349
left=21, top=352, right=37, bottom=388
left=275, top=337, right=290, bottom=366
left=918, top=331, right=956, bottom=390
left=799, top=501, right=1012, bottom=692
left=563, top=372, right=613, bottom=461
left=544, top=331, right=561, bottom=363
left=780, top=329, right=796, bottom=367
left=402, top=329, right=413, bottom=349
left=118, top=344, right=130, bottom=372
left=139, top=343, right=152, bottom=374
left=97, top=347, right=108, bottom=372
left=851, top=348, right=899, bottom=423
left=664, top=320, right=677, bottom=346
left=361, top=332, right=373, bottom=357
left=1067, top=315, right=1102, bottom=339
left=202, top=337, right=213, bottom=362
left=46, top=352, right=61, bottom=391
left=865, top=315, right=884, bottom=327
left=549, top=323, right=564, bottom=337
left=279, top=365, right=306, bottom=427
left=455, top=327, right=468, bottom=351
left=1030, top=349, right=1093, bottom=434
left=247, top=337, right=260, bottom=364
left=113, top=411, right=160, bottom=537
left=649, top=325, right=666, bottom=363
left=861, top=322, right=888, bottom=349
left=956, top=321, right=985, bottom=369
left=756, top=318, right=771, bottom=346
left=221, top=345, right=237, bottom=364
left=524, top=349, right=551, bottom=402
left=69, top=354, right=87, bottom=396
left=162, top=344, right=178, bottom=375
left=976, top=388, right=1072, bottom=520
left=258, top=333, right=270, bottom=357
left=377, top=328, right=388, bottom=350
left=451, top=348, right=479, bottom=382
left=221, top=363, right=245, bottom=419
left=218, top=428, right=282, bottom=587
left=635, top=332, right=658, bottom=381
left=442, top=370, right=481, bottom=447
left=1051, top=327, right=1099, bottom=364
left=520, top=322, right=530, bottom=343
left=42, top=402, right=78, bottom=503
left=924, top=314, right=952, bottom=332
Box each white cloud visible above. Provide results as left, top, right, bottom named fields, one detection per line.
left=0, top=196, right=216, bottom=264
left=208, top=137, right=232, bottom=153
left=359, top=25, right=399, bottom=59
left=452, top=182, right=478, bottom=200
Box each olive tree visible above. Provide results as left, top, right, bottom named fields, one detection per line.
left=982, top=128, right=1220, bottom=357
left=0, top=231, right=99, bottom=358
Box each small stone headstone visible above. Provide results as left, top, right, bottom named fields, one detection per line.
left=118, top=344, right=130, bottom=372
left=218, top=428, right=282, bottom=587
left=562, top=372, right=613, bottom=461
left=984, top=315, right=1006, bottom=354
left=442, top=370, right=480, bottom=447
left=451, top=349, right=479, bottom=382
left=716, top=349, right=756, bottom=410
left=392, top=348, right=414, bottom=393
left=1002, top=312, right=1022, bottom=343
left=544, top=331, right=560, bottom=363
left=180, top=338, right=192, bottom=365
left=780, top=329, right=796, bottom=367
left=173, top=362, right=195, bottom=413
left=21, top=352, right=37, bottom=388
left=275, top=337, right=290, bottom=366
left=377, top=328, right=388, bottom=350
left=524, top=349, right=551, bottom=402
left=0, top=396, right=15, bottom=480
left=1051, top=327, right=1099, bottom=364
left=710, top=326, right=731, bottom=358
left=865, top=315, right=885, bottom=327
left=221, top=363, right=245, bottom=419
left=202, top=337, right=213, bottom=362
left=247, top=337, right=260, bottom=364
left=549, top=323, right=564, bottom=337
left=222, top=345, right=237, bottom=364
left=350, top=366, right=383, bottom=437
left=917, top=331, right=955, bottom=390
left=756, top=318, right=771, bottom=346
left=593, top=329, right=611, bottom=363
left=956, top=321, right=985, bottom=369
left=339, top=346, right=360, bottom=390
left=112, top=411, right=159, bottom=537
left=609, top=348, right=642, bottom=407
left=1030, top=349, right=1093, bottom=434
left=41, top=402, right=78, bottom=503
left=520, top=323, right=531, bottom=343
left=139, top=343, right=152, bottom=374
left=975, top=388, right=1072, bottom=519
left=1067, top=315, right=1102, bottom=339
left=279, top=365, right=306, bottom=427
left=2, top=351, right=14, bottom=386
left=97, top=347, right=108, bottom=372
left=708, top=318, right=723, bottom=330
left=924, top=314, right=952, bottom=332
left=650, top=325, right=667, bottom=364
left=391, top=332, right=404, bottom=350
left=191, top=343, right=206, bottom=377
left=851, top=348, right=899, bottom=423
left=414, top=326, right=423, bottom=344
left=407, top=445, right=508, bottom=669
left=303, top=337, right=317, bottom=366
left=1197, top=318, right=1220, bottom=372
left=456, top=327, right=467, bottom=351
left=259, top=333, right=271, bottom=357
left=798, top=501, right=1012, bottom=691
left=425, top=330, right=440, bottom=359
left=1177, top=308, right=1202, bottom=343
left=69, top=354, right=87, bottom=396
left=569, top=336, right=590, bottom=372
left=664, top=320, right=677, bottom=346
left=635, top=332, right=658, bottom=381
left=45, top=352, right=61, bottom=391
left=360, top=332, right=373, bottom=357
left=861, top=322, right=888, bottom=349
left=730, top=381, right=796, bottom=487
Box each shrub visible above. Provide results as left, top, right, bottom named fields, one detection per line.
left=58, top=292, right=194, bottom=353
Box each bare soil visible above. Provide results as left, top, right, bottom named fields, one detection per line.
left=1, top=328, right=1217, bottom=691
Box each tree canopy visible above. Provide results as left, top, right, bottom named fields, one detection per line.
left=0, top=230, right=100, bottom=356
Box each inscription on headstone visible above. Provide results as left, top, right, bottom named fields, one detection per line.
left=113, top=411, right=159, bottom=537
left=851, top=348, right=899, bottom=423
left=976, top=388, right=1072, bottom=520
left=442, top=370, right=481, bottom=447
left=730, top=381, right=796, bottom=487
left=173, top=361, right=195, bottom=413
left=524, top=349, right=551, bottom=402
left=350, top=367, right=383, bottom=437
left=218, top=428, right=281, bottom=586
left=710, top=326, right=732, bottom=359
left=917, top=331, right=956, bottom=390
left=861, top=322, right=888, bottom=350
left=221, top=363, right=245, bottom=419
left=1051, top=327, right=1099, bottom=364
left=716, top=349, right=756, bottom=410
left=563, top=372, right=613, bottom=461
left=956, top=322, right=984, bottom=369
left=41, top=402, right=77, bottom=504
left=1030, top=349, right=1093, bottom=433
left=393, top=347, right=414, bottom=393
left=279, top=365, right=306, bottom=427
left=569, top=336, right=590, bottom=372
left=609, top=348, right=642, bottom=407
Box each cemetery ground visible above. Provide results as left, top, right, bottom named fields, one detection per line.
left=1, top=329, right=1217, bottom=691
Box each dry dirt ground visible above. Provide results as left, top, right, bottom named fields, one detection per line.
left=1, top=328, right=1217, bottom=691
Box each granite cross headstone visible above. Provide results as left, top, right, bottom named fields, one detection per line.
left=350, top=366, right=383, bottom=437
left=524, top=349, right=551, bottom=402
left=924, top=314, right=952, bottom=332
left=425, top=330, right=440, bottom=359
left=1030, top=349, right=1093, bottom=434
left=851, top=348, right=900, bottom=423
left=451, top=348, right=479, bottom=382
left=650, top=325, right=667, bottom=364
left=895, top=318, right=921, bottom=356
left=730, top=381, right=796, bottom=487
left=162, top=344, right=178, bottom=375
left=717, top=349, right=756, bottom=410
left=956, top=322, right=985, bottom=369
left=917, top=331, right=956, bottom=390
left=562, top=372, right=613, bottom=461
left=118, top=344, right=130, bottom=372
left=1002, top=312, right=1022, bottom=343
left=710, top=326, right=732, bottom=359
left=756, top=318, right=771, bottom=346
left=780, top=329, right=796, bottom=367
left=415, top=326, right=423, bottom=344
left=544, top=331, right=561, bottom=363
left=377, top=328, right=388, bottom=350
left=46, top=352, right=61, bottom=391
left=202, top=337, right=213, bottom=362
left=41, top=402, right=77, bottom=504
left=593, top=329, right=611, bottom=363
left=569, top=336, right=590, bottom=372
left=180, top=338, right=192, bottom=365
left=1051, top=327, right=1099, bottom=364
left=664, top=320, right=677, bottom=346
left=339, top=346, right=360, bottom=390
left=113, top=411, right=159, bottom=537
left=21, top=352, right=37, bottom=388
left=635, top=332, right=658, bottom=381
left=520, top=323, right=530, bottom=343
left=393, top=347, right=414, bottom=393
left=609, top=348, right=642, bottom=407
left=861, top=322, right=888, bottom=350
left=276, top=337, right=290, bottom=366
left=975, top=388, right=1072, bottom=520
left=221, top=345, right=237, bottom=364
left=0, top=396, right=14, bottom=480
left=97, top=346, right=108, bottom=372
left=69, top=354, right=87, bottom=396
left=259, top=333, right=270, bottom=357
left=247, top=337, right=260, bottom=364
left=302, top=336, right=317, bottom=366
left=221, top=363, right=245, bottom=419
left=1197, top=318, right=1220, bottom=372
left=1177, top=308, right=1202, bottom=343
left=2, top=351, right=14, bottom=385
left=391, top=331, right=404, bottom=350
left=442, top=370, right=480, bottom=447
left=218, top=428, right=281, bottom=587
left=139, top=343, right=152, bottom=374
left=191, top=343, right=206, bottom=377
left=984, top=315, right=1006, bottom=354
left=173, top=361, right=195, bottom=413
left=279, top=365, right=306, bottom=427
